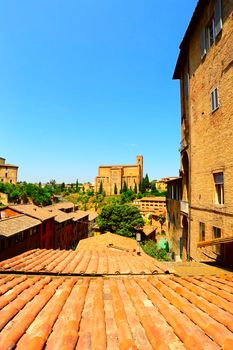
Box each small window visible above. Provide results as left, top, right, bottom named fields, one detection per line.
left=211, top=88, right=219, bottom=112
left=201, top=28, right=207, bottom=58
left=213, top=226, right=221, bottom=239
left=199, top=222, right=205, bottom=241
left=207, top=19, right=215, bottom=48
left=214, top=0, right=222, bottom=37
left=214, top=172, right=224, bottom=204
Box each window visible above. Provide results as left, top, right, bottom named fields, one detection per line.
left=213, top=226, right=221, bottom=239
left=207, top=19, right=215, bottom=48
left=211, top=88, right=219, bottom=111
left=200, top=0, right=222, bottom=58
left=214, top=0, right=222, bottom=37
left=214, top=172, right=224, bottom=204
left=199, top=222, right=205, bottom=241
left=201, top=28, right=207, bottom=58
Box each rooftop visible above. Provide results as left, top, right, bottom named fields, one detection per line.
left=77, top=232, right=138, bottom=251
left=9, top=205, right=56, bottom=221
left=0, top=274, right=233, bottom=349
left=0, top=215, right=41, bottom=237
left=51, top=201, right=75, bottom=210
left=0, top=247, right=171, bottom=275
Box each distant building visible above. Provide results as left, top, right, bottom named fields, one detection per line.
left=173, top=0, right=233, bottom=264
left=95, top=155, right=143, bottom=195
left=0, top=157, right=18, bottom=184
left=133, top=196, right=166, bottom=216
left=154, top=177, right=176, bottom=192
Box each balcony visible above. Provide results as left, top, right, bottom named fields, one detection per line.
left=180, top=200, right=189, bottom=214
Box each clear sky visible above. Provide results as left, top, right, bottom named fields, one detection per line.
left=0, top=0, right=197, bottom=184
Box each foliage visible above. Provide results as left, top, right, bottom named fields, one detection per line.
left=98, top=180, right=103, bottom=194
left=114, top=183, right=117, bottom=195
left=140, top=240, right=171, bottom=261
left=157, top=214, right=166, bottom=232
left=134, top=182, right=137, bottom=194
left=97, top=204, right=144, bottom=237
left=122, top=180, right=128, bottom=193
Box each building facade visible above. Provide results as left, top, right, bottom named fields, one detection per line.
left=0, top=157, right=18, bottom=184
left=95, top=156, right=143, bottom=195
left=173, top=0, right=233, bottom=264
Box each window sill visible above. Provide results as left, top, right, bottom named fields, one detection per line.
left=211, top=105, right=219, bottom=114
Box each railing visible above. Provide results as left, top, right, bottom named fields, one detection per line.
left=180, top=200, right=189, bottom=214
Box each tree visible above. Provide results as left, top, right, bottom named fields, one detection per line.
left=97, top=204, right=144, bottom=237
left=98, top=180, right=103, bottom=194
left=76, top=179, right=79, bottom=192
left=134, top=182, right=137, bottom=194
left=122, top=180, right=128, bottom=193
left=114, top=184, right=117, bottom=195
left=157, top=214, right=166, bottom=233
left=144, top=173, right=150, bottom=190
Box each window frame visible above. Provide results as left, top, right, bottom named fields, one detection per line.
left=213, top=172, right=224, bottom=205
left=213, top=226, right=221, bottom=239
left=211, top=87, right=219, bottom=112
left=199, top=222, right=205, bottom=241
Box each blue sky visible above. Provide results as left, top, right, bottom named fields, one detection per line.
left=0, top=0, right=197, bottom=183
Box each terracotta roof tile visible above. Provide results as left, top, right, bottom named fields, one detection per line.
left=9, top=204, right=55, bottom=221
left=1, top=274, right=232, bottom=348
left=0, top=215, right=41, bottom=236
left=0, top=248, right=172, bottom=275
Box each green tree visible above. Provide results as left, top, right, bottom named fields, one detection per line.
left=114, top=183, right=117, bottom=195
left=144, top=173, right=150, bottom=190
left=97, top=204, right=144, bottom=237
left=157, top=214, right=166, bottom=233
left=134, top=182, right=137, bottom=194
left=76, top=179, right=80, bottom=192
left=122, top=180, right=128, bottom=193
left=98, top=180, right=103, bottom=194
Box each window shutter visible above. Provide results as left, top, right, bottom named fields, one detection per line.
left=201, top=28, right=206, bottom=58
left=214, top=0, right=222, bottom=37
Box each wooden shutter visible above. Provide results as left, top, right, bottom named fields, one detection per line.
left=214, top=0, right=222, bottom=37
left=201, top=28, right=206, bottom=58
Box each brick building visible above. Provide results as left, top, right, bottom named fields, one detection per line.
left=0, top=157, right=18, bottom=184
left=95, top=155, right=143, bottom=195
left=0, top=207, right=41, bottom=260
left=10, top=205, right=55, bottom=249
left=133, top=196, right=166, bottom=216
left=172, top=0, right=233, bottom=264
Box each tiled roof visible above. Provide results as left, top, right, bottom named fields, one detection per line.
left=45, top=207, right=74, bottom=223
left=0, top=215, right=41, bottom=237
left=9, top=205, right=55, bottom=221
left=72, top=210, right=89, bottom=221
left=52, top=202, right=75, bottom=210
left=0, top=248, right=171, bottom=274
left=0, top=274, right=233, bottom=349
left=77, top=232, right=138, bottom=251
left=85, top=210, right=98, bottom=221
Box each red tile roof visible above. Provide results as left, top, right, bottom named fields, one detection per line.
left=0, top=274, right=233, bottom=349
left=0, top=248, right=171, bottom=275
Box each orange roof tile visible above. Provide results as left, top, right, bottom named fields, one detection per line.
left=0, top=274, right=233, bottom=348
left=0, top=248, right=171, bottom=275
left=9, top=205, right=55, bottom=221
left=0, top=215, right=41, bottom=236
left=77, top=232, right=138, bottom=251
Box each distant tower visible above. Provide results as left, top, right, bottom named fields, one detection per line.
left=136, top=155, right=143, bottom=181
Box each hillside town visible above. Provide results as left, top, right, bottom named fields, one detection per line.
left=0, top=0, right=233, bottom=349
